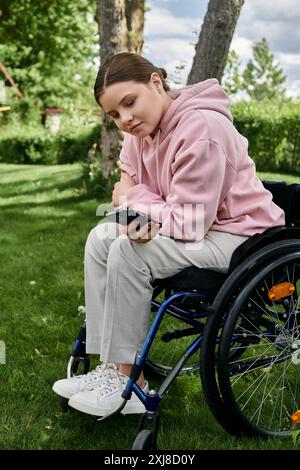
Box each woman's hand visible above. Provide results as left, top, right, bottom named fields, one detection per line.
left=112, top=171, right=135, bottom=207
left=122, top=219, right=161, bottom=244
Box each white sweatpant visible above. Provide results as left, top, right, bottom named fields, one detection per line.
left=84, top=222, right=248, bottom=363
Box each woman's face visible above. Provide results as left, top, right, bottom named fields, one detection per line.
left=99, top=74, right=171, bottom=138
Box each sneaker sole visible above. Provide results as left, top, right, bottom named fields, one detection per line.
left=121, top=401, right=146, bottom=415
left=68, top=395, right=146, bottom=417
left=52, top=379, right=109, bottom=400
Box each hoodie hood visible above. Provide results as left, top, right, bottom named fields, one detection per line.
left=140, top=79, right=232, bottom=195
left=144, top=78, right=232, bottom=146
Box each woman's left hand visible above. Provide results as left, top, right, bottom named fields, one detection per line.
left=122, top=219, right=161, bottom=243
left=112, top=171, right=135, bottom=207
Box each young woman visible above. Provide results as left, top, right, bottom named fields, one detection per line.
left=52, top=52, right=285, bottom=417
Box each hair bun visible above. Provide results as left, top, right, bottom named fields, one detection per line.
left=158, top=67, right=167, bottom=79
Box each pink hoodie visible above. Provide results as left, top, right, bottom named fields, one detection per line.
left=119, top=79, right=285, bottom=241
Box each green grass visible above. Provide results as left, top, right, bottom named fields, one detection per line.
left=0, top=163, right=299, bottom=450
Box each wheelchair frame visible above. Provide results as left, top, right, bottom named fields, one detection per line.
left=63, top=180, right=300, bottom=450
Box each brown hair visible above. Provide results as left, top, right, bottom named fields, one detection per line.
left=94, top=52, right=170, bottom=104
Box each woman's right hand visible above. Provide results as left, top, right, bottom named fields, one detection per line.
left=121, top=219, right=161, bottom=243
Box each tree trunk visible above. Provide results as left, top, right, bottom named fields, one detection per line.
left=95, top=0, right=144, bottom=178
left=125, top=0, right=145, bottom=54
left=0, top=63, right=23, bottom=98
left=187, top=0, right=244, bottom=85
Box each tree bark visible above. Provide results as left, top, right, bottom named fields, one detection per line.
left=95, top=0, right=144, bottom=178
left=187, top=0, right=244, bottom=85
left=125, top=0, right=144, bottom=54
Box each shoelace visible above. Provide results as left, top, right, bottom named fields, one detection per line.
left=79, top=362, right=116, bottom=384
left=93, top=366, right=128, bottom=397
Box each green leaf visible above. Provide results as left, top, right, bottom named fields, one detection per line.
left=291, top=429, right=300, bottom=446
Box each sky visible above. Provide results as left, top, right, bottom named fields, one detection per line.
left=143, top=0, right=300, bottom=97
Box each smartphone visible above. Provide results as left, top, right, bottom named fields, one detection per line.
left=105, top=207, right=161, bottom=227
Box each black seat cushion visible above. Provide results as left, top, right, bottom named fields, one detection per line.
left=153, top=267, right=226, bottom=295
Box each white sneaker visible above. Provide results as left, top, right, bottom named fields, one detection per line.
left=68, top=367, right=149, bottom=417
left=52, top=363, right=117, bottom=399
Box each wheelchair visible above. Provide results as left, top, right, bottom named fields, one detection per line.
left=63, top=180, right=300, bottom=449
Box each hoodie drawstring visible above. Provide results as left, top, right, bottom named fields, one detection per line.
left=138, top=139, right=144, bottom=184
left=139, top=128, right=163, bottom=197
left=155, top=128, right=163, bottom=197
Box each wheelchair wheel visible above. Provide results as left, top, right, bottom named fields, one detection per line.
left=217, top=249, right=300, bottom=437
left=131, top=429, right=156, bottom=450
left=200, top=239, right=300, bottom=436
left=146, top=294, right=208, bottom=377
left=67, top=355, right=90, bottom=377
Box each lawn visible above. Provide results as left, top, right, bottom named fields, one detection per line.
left=0, top=162, right=299, bottom=450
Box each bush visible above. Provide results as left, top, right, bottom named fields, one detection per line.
left=1, top=99, right=299, bottom=176
left=0, top=125, right=100, bottom=164
left=232, top=99, right=300, bottom=174
left=81, top=157, right=120, bottom=200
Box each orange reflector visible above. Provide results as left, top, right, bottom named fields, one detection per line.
left=268, top=282, right=295, bottom=301
left=290, top=410, right=300, bottom=424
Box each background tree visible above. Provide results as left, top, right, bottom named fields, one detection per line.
left=222, top=50, right=242, bottom=96
left=187, top=0, right=244, bottom=85
left=222, top=38, right=287, bottom=100
left=242, top=37, right=286, bottom=100
left=95, top=0, right=145, bottom=178
left=0, top=0, right=97, bottom=109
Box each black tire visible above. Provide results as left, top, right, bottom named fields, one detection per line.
left=200, top=239, right=300, bottom=436
left=70, top=356, right=90, bottom=376
left=217, top=249, right=300, bottom=437
left=131, top=430, right=156, bottom=450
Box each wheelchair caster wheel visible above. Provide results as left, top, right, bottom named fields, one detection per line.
left=60, top=397, right=70, bottom=412
left=132, top=430, right=156, bottom=450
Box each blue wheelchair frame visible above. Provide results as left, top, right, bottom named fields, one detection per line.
left=70, top=289, right=209, bottom=408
